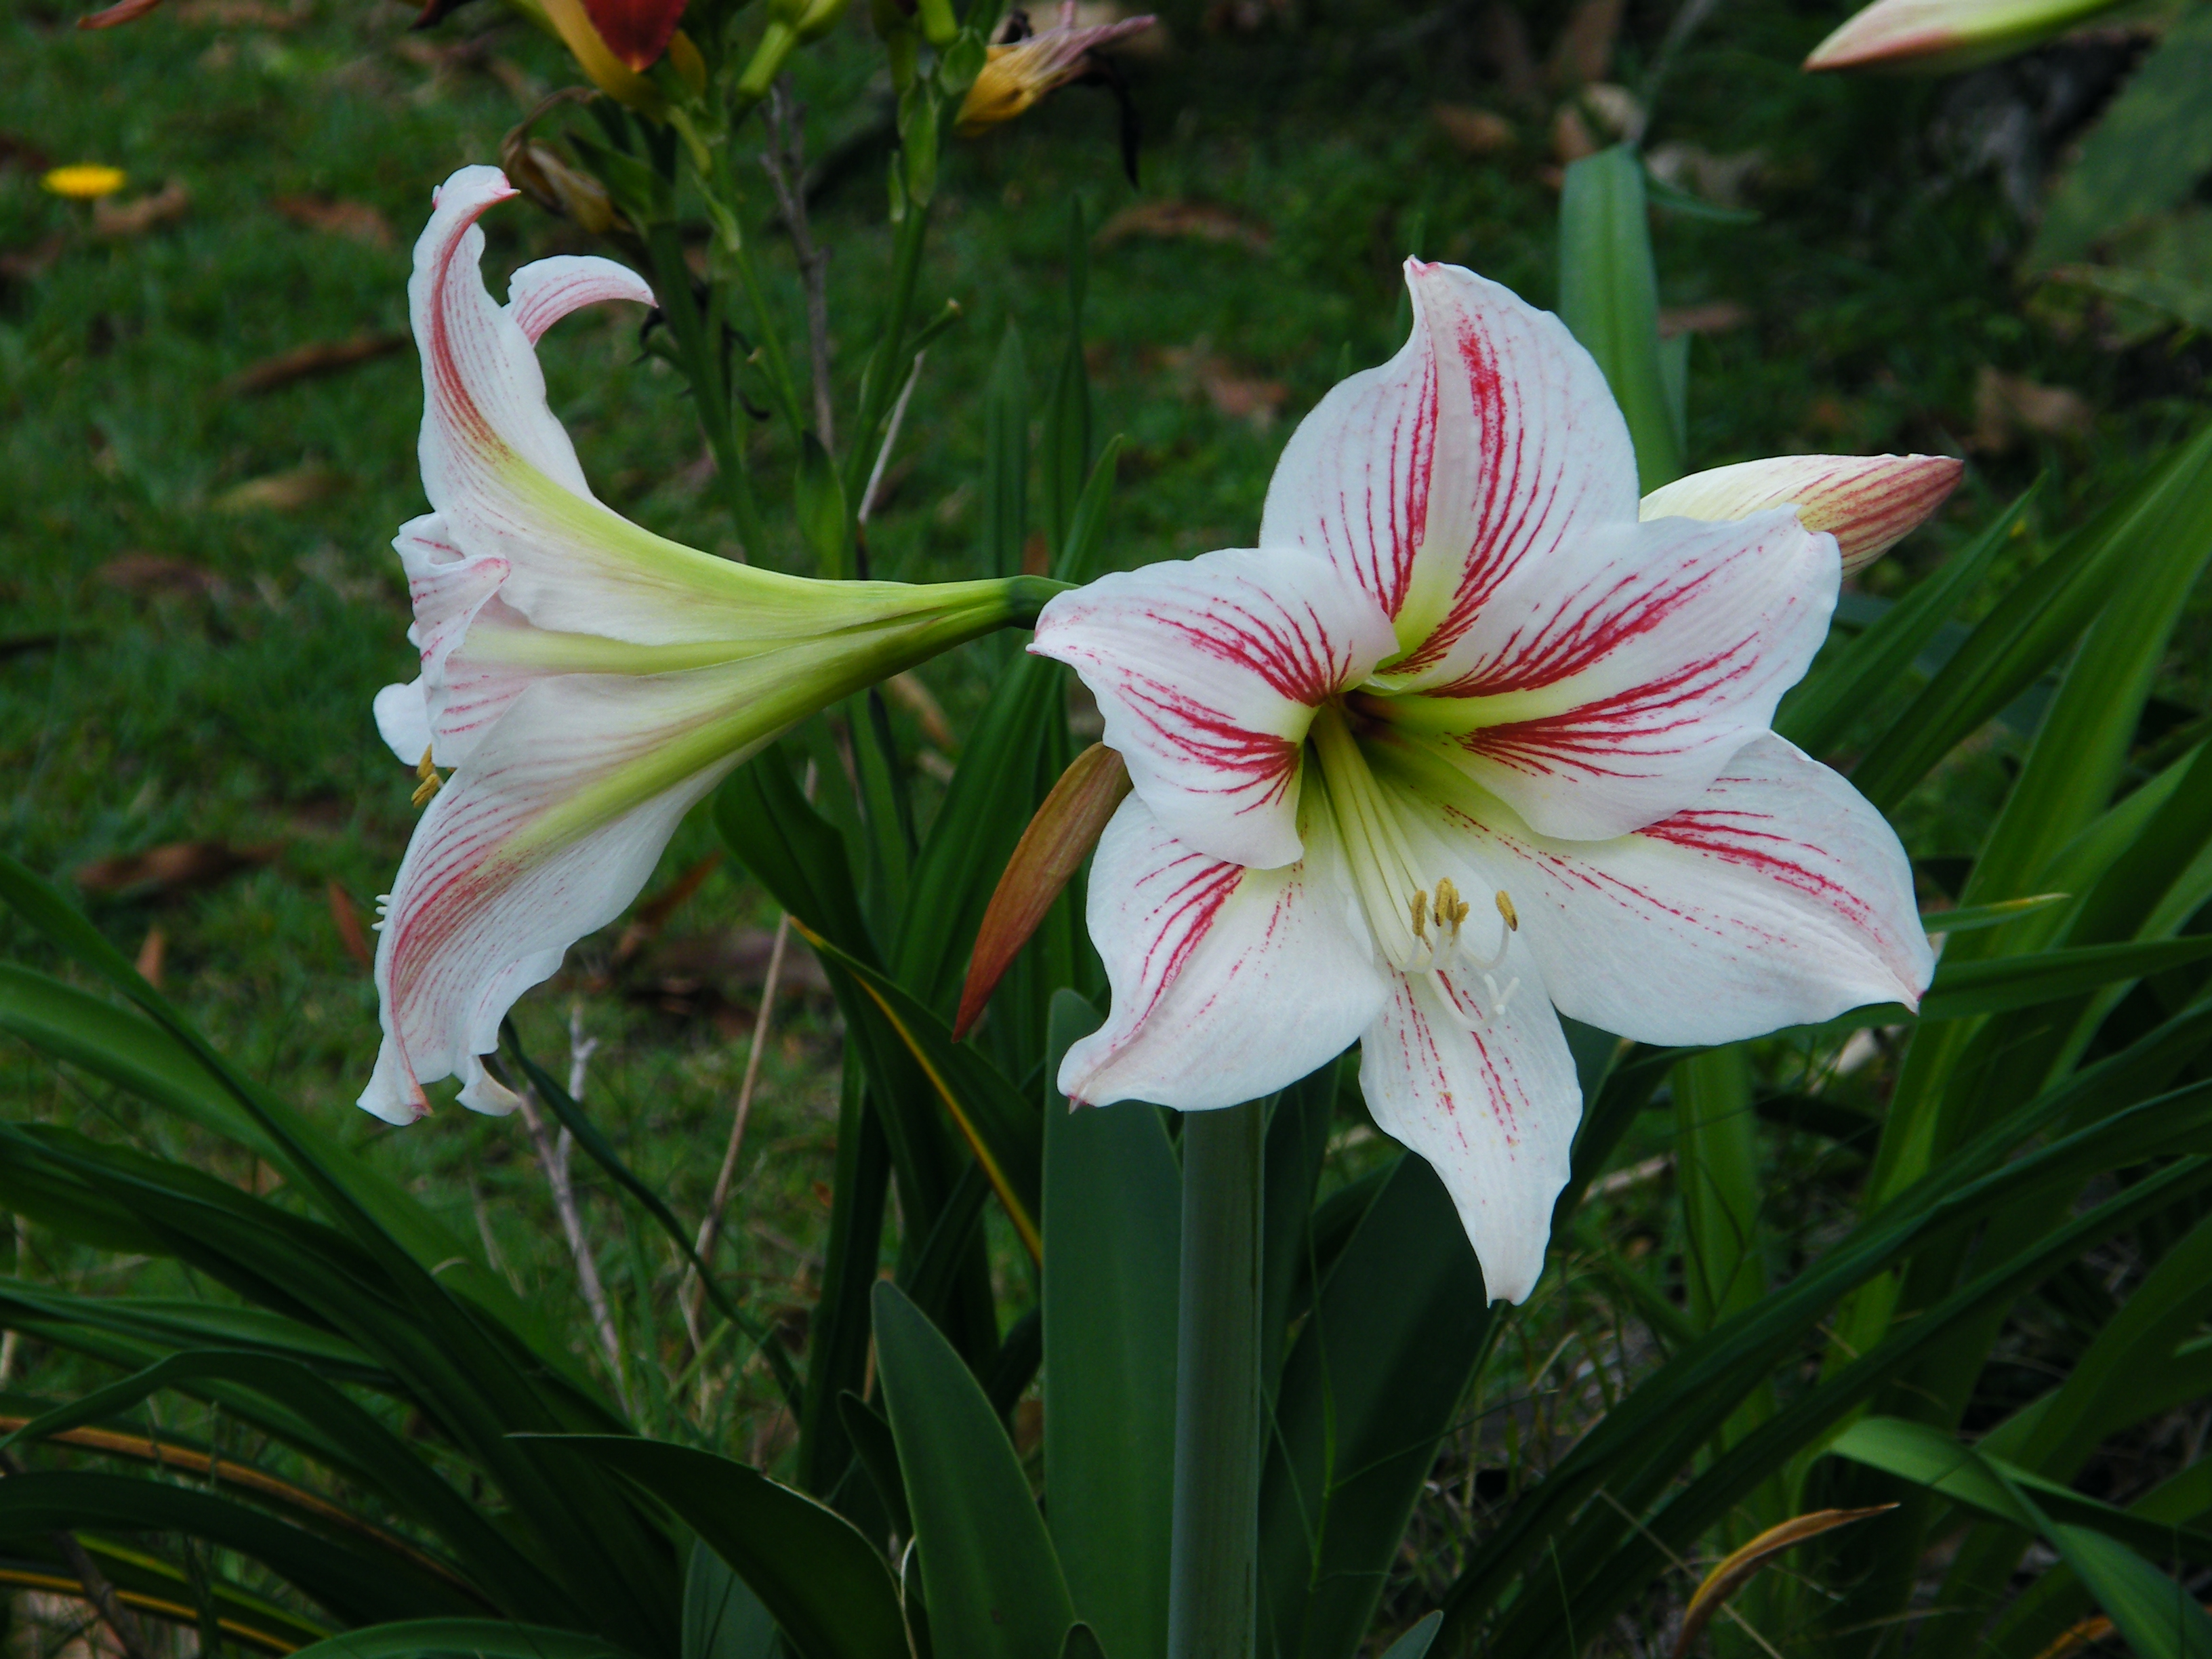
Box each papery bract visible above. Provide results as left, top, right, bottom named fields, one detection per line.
left=1033, top=260, right=1944, bottom=1302
left=363, top=167, right=1037, bottom=1125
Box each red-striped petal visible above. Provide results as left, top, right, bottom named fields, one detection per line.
left=1357, top=954, right=1579, bottom=1305
left=1055, top=794, right=1390, bottom=1112
left=1031, top=546, right=1397, bottom=871
left=1260, top=260, right=1639, bottom=671
left=1463, top=733, right=1932, bottom=1044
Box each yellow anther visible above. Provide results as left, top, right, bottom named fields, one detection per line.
left=411, top=745, right=444, bottom=808
left=1496, top=890, right=1518, bottom=932
left=1409, top=888, right=1429, bottom=942
left=1433, top=879, right=1472, bottom=941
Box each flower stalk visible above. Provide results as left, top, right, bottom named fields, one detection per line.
left=1168, top=1099, right=1267, bottom=1659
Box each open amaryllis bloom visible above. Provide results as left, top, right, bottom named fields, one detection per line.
left=363, top=165, right=1040, bottom=1125
left=1033, top=260, right=1949, bottom=1302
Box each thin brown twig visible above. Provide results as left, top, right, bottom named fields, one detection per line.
left=0, top=1450, right=156, bottom=1659
left=516, top=1014, right=628, bottom=1414
left=683, top=914, right=792, bottom=1343
left=681, top=762, right=816, bottom=1354
left=762, top=77, right=834, bottom=452
left=860, top=351, right=925, bottom=525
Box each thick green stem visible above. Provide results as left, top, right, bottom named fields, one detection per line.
left=1167, top=1099, right=1265, bottom=1659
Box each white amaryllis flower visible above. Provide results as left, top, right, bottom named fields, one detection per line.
left=1033, top=260, right=1952, bottom=1302
left=362, top=166, right=1040, bottom=1125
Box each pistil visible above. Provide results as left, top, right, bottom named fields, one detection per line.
left=1309, top=705, right=1511, bottom=976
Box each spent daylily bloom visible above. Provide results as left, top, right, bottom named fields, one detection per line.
left=1032, top=260, right=1949, bottom=1302
left=956, top=3, right=1155, bottom=133
left=361, top=165, right=1043, bottom=1124
left=1801, top=0, right=2121, bottom=70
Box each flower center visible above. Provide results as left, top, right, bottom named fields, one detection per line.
left=1307, top=703, right=1513, bottom=977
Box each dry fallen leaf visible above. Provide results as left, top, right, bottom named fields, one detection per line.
left=1658, top=301, right=1751, bottom=338
left=98, top=552, right=225, bottom=598
left=75, top=0, right=168, bottom=28
left=222, top=333, right=408, bottom=396
left=1433, top=103, right=1517, bottom=156
left=1096, top=198, right=1272, bottom=253
left=174, top=0, right=306, bottom=24
left=91, top=180, right=191, bottom=239
left=1972, top=365, right=2093, bottom=454
left=1551, top=104, right=1599, bottom=165
left=76, top=840, right=280, bottom=897
left=1548, top=0, right=1623, bottom=87
left=0, top=134, right=53, bottom=174
left=1160, top=345, right=1288, bottom=426
left=213, top=464, right=348, bottom=514
left=272, top=194, right=394, bottom=249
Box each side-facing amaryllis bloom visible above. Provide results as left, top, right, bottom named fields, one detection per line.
left=1801, top=0, right=2121, bottom=71
left=1031, top=260, right=1946, bottom=1302
left=363, top=165, right=1042, bottom=1125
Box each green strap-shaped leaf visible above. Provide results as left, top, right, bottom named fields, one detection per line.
left=983, top=321, right=1029, bottom=583
left=1258, top=1153, right=1492, bottom=1657
left=552, top=1435, right=908, bottom=1659
left=1850, top=423, right=2212, bottom=813
left=1041, top=992, right=1179, bottom=1659
left=1558, top=144, right=1682, bottom=491
left=1041, top=199, right=1092, bottom=560
left=1826, top=1418, right=2212, bottom=1564
left=1379, top=1613, right=1443, bottom=1659
left=0, top=1347, right=556, bottom=1616
left=1057, top=1624, right=1105, bottom=1659
left=801, top=926, right=1044, bottom=1258
left=1474, top=1155, right=2212, bottom=1659
left=873, top=1280, right=1075, bottom=1659
left=0, top=1471, right=482, bottom=1625
left=1921, top=935, right=2212, bottom=1021
left=1776, top=485, right=2032, bottom=756
left=2030, top=6, right=2212, bottom=266
left=283, top=1620, right=641, bottom=1659
left=682, top=1537, right=780, bottom=1659
left=1431, top=1000, right=2212, bottom=1643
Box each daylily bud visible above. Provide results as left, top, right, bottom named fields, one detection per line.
left=507, top=0, right=668, bottom=113
left=1802, top=0, right=2123, bottom=72
left=955, top=3, right=1155, bottom=134
left=581, top=0, right=689, bottom=70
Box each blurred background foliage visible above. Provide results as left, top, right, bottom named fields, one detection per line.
left=3, top=0, right=2212, bottom=1648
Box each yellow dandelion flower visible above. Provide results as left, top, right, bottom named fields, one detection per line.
left=43, top=164, right=128, bottom=200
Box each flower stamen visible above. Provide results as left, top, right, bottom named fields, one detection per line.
left=411, top=746, right=445, bottom=808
